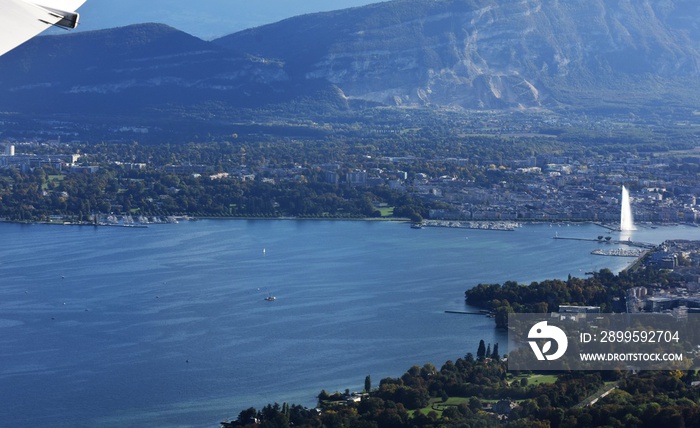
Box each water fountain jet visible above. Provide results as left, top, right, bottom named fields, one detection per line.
left=620, top=185, right=635, bottom=231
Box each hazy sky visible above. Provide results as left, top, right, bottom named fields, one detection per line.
left=74, top=0, right=387, bottom=40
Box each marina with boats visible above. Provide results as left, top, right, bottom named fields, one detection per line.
left=591, top=248, right=646, bottom=257
left=422, top=220, right=522, bottom=231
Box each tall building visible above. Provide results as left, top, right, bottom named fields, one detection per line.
left=346, top=170, right=367, bottom=186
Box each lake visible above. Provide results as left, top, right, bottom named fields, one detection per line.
left=1, top=220, right=698, bottom=427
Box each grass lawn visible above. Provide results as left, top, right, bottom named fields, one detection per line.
left=507, top=373, right=558, bottom=386
left=526, top=374, right=558, bottom=384
left=377, top=206, right=394, bottom=217
left=411, top=397, right=474, bottom=417
left=42, top=174, right=65, bottom=190
left=413, top=393, right=540, bottom=418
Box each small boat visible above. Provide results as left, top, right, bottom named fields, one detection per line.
left=265, top=294, right=276, bottom=301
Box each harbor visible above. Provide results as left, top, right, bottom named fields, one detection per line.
left=423, top=220, right=522, bottom=231
left=591, top=248, right=647, bottom=257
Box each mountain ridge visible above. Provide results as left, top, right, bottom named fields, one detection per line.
left=1, top=0, right=699, bottom=121
left=216, top=0, right=700, bottom=109
left=0, top=23, right=307, bottom=117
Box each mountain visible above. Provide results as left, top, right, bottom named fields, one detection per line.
left=216, top=0, right=700, bottom=110
left=1, top=0, right=700, bottom=122
left=0, top=23, right=310, bottom=117
left=74, top=0, right=383, bottom=40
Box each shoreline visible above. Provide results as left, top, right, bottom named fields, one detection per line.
left=0, top=215, right=409, bottom=227
left=0, top=215, right=694, bottom=230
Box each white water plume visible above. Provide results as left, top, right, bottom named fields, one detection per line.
left=620, top=185, right=635, bottom=231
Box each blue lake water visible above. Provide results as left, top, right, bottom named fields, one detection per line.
left=1, top=220, right=699, bottom=427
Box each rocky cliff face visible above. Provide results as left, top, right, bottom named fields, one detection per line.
left=216, top=0, right=700, bottom=109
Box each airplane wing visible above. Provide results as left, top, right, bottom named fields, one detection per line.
left=0, top=0, right=87, bottom=57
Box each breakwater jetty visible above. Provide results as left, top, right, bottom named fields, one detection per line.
left=553, top=235, right=656, bottom=249
left=445, top=310, right=494, bottom=316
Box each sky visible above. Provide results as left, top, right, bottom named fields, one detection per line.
left=73, top=0, right=387, bottom=40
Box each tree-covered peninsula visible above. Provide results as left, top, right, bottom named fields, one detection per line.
left=221, top=267, right=700, bottom=428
